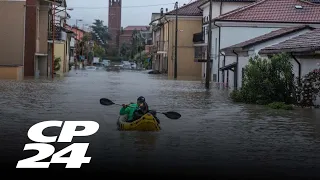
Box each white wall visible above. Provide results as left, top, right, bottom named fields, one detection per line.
left=70, top=37, right=75, bottom=47
left=201, top=2, right=251, bottom=20
left=200, top=1, right=254, bottom=80
left=233, top=28, right=313, bottom=88
left=220, top=27, right=279, bottom=49
left=213, top=26, right=279, bottom=83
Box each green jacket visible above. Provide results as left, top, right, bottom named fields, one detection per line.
left=119, top=103, right=138, bottom=121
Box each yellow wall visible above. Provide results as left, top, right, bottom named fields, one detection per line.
left=54, top=43, right=65, bottom=75
left=164, top=18, right=202, bottom=79
left=54, top=40, right=69, bottom=75
left=0, top=66, right=23, bottom=80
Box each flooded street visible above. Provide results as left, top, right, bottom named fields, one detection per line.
left=1, top=69, right=320, bottom=177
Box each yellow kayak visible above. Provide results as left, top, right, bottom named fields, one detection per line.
left=117, top=113, right=161, bottom=131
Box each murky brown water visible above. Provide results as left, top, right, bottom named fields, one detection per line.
left=1, top=69, right=320, bottom=177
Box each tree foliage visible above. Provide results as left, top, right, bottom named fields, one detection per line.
left=230, top=53, right=295, bottom=105
left=90, top=19, right=111, bottom=46
left=295, top=68, right=320, bottom=107
left=93, top=44, right=105, bottom=58
left=130, top=30, right=145, bottom=60
left=54, top=57, right=61, bottom=72
left=120, top=43, right=131, bottom=58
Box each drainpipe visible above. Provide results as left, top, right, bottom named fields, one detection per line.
left=291, top=53, right=301, bottom=83
left=233, top=50, right=239, bottom=90
left=214, top=21, right=221, bottom=82
left=47, top=7, right=50, bottom=77
left=219, top=0, right=223, bottom=15
left=164, top=17, right=170, bottom=73
left=220, top=52, right=226, bottom=84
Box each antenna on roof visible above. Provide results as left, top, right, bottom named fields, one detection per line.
left=295, top=5, right=303, bottom=9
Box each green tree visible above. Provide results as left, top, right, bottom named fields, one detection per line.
left=90, top=19, right=111, bottom=46
left=93, top=44, right=105, bottom=58
left=130, top=30, right=145, bottom=60
left=54, top=57, right=61, bottom=72
left=120, top=43, right=130, bottom=58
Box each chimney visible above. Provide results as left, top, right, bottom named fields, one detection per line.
left=160, top=8, right=163, bottom=16
left=165, top=8, right=168, bottom=12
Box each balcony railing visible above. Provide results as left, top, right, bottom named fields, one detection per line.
left=145, top=39, right=153, bottom=45
left=156, top=41, right=166, bottom=51
left=46, top=0, right=64, bottom=5
left=48, top=23, right=66, bottom=41
left=194, top=46, right=207, bottom=62
left=193, top=32, right=204, bottom=43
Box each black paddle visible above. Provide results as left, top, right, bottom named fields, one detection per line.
left=99, top=98, right=181, bottom=119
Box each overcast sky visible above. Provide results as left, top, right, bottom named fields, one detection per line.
left=66, top=0, right=192, bottom=28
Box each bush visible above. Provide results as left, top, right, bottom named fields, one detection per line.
left=230, top=90, right=243, bottom=102
left=267, top=102, right=294, bottom=110
left=230, top=53, right=295, bottom=105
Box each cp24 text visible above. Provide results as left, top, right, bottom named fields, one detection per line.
left=16, top=121, right=99, bottom=168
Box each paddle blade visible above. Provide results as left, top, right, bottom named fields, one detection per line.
left=162, top=111, right=181, bottom=119
left=100, top=98, right=115, bottom=106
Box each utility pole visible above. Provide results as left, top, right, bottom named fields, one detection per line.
left=205, top=0, right=213, bottom=89
left=174, top=2, right=178, bottom=79
left=75, top=19, right=82, bottom=69
left=52, top=0, right=56, bottom=79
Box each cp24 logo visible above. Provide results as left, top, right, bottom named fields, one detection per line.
left=16, top=120, right=99, bottom=168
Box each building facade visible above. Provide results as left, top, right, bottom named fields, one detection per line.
left=197, top=0, right=256, bottom=81
left=213, top=0, right=320, bottom=90
left=151, top=0, right=205, bottom=78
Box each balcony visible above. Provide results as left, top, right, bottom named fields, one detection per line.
left=48, top=24, right=67, bottom=41
left=193, top=32, right=204, bottom=43
left=145, top=39, right=153, bottom=45
left=156, top=41, right=166, bottom=51
left=46, top=0, right=64, bottom=6
left=194, top=46, right=209, bottom=62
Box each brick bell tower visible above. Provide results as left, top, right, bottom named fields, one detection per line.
left=108, top=0, right=121, bottom=54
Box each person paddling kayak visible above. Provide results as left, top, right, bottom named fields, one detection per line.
left=119, top=103, right=138, bottom=122
left=119, top=97, right=160, bottom=124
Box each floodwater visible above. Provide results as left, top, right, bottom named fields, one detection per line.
left=0, top=69, right=320, bottom=178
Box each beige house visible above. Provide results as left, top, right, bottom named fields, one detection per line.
left=0, top=0, right=67, bottom=80
left=150, top=0, right=205, bottom=79
left=0, top=0, right=28, bottom=79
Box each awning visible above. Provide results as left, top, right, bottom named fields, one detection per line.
left=157, top=51, right=167, bottom=54
left=219, top=62, right=237, bottom=71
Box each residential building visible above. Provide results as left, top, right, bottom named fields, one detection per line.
left=69, top=37, right=76, bottom=63
left=222, top=27, right=320, bottom=105
left=149, top=13, right=162, bottom=71
left=151, top=0, right=205, bottom=78
left=220, top=25, right=314, bottom=88
left=119, top=26, right=150, bottom=46
left=49, top=11, right=74, bottom=76
left=213, top=0, right=320, bottom=90
left=64, top=24, right=86, bottom=41
left=0, top=0, right=26, bottom=79
left=0, top=0, right=55, bottom=79
left=197, top=0, right=256, bottom=80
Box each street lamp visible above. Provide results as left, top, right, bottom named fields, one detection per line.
left=74, top=19, right=82, bottom=69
